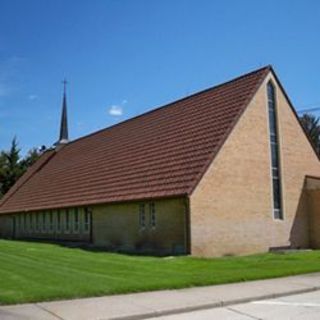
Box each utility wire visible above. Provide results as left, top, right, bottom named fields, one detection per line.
left=295, top=102, right=320, bottom=114
left=296, top=106, right=320, bottom=114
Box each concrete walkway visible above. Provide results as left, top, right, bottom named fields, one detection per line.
left=1, top=273, right=320, bottom=320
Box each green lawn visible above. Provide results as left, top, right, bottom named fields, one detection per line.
left=1, top=240, right=320, bottom=305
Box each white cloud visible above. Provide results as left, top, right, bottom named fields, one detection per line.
left=108, top=105, right=123, bottom=116
left=76, top=121, right=85, bottom=129
left=28, top=94, right=38, bottom=100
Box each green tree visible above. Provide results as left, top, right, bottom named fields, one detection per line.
left=0, top=137, right=24, bottom=197
left=20, top=148, right=43, bottom=171
left=0, top=152, right=7, bottom=198
left=0, top=138, right=44, bottom=198
left=300, top=113, right=320, bottom=154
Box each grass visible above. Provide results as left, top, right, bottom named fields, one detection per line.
left=1, top=240, right=320, bottom=305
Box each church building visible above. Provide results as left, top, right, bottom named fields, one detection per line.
left=0, top=65, right=319, bottom=257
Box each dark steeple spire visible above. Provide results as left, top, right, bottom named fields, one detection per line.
left=55, top=79, right=69, bottom=146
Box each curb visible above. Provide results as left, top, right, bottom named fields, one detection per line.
left=110, top=286, right=320, bottom=320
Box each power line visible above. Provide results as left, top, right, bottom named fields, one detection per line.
left=296, top=106, right=320, bottom=114
left=299, top=101, right=320, bottom=109
left=296, top=101, right=320, bottom=114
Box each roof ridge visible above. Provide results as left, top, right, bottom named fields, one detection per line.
left=0, top=65, right=273, bottom=214
left=61, top=65, right=272, bottom=149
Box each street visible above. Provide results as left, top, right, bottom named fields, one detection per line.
left=146, top=290, right=320, bottom=320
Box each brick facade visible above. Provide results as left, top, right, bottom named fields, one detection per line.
left=190, top=73, right=320, bottom=257
left=92, top=197, right=187, bottom=255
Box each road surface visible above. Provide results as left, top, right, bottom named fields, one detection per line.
left=146, top=290, right=320, bottom=319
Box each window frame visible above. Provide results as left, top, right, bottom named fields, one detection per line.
left=24, top=214, right=27, bottom=233
left=42, top=212, right=46, bottom=233
left=36, top=213, right=40, bottom=232
left=49, top=211, right=54, bottom=233
left=74, top=208, right=79, bottom=233
left=84, top=207, right=91, bottom=233
left=139, top=203, right=146, bottom=230
left=149, top=202, right=156, bottom=229
left=267, top=81, right=284, bottom=220
left=65, top=209, right=70, bottom=233
left=57, top=209, right=61, bottom=233
left=29, top=213, right=33, bottom=233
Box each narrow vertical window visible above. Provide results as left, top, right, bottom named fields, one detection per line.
left=149, top=203, right=156, bottom=228
left=36, top=213, right=40, bottom=232
left=267, top=82, right=283, bottom=220
left=42, top=212, right=46, bottom=233
left=65, top=209, right=70, bottom=232
left=57, top=210, right=61, bottom=232
left=18, top=215, right=22, bottom=232
left=29, top=214, right=33, bottom=232
left=49, top=211, right=54, bottom=232
left=74, top=208, right=79, bottom=233
left=24, top=215, right=27, bottom=232
left=139, top=204, right=146, bottom=229
left=84, top=207, right=90, bottom=232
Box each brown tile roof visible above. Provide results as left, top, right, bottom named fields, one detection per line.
left=0, top=66, right=270, bottom=214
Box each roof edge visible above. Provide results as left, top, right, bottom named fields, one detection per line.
left=0, top=65, right=273, bottom=214
left=62, top=65, right=273, bottom=149
left=188, top=66, right=320, bottom=197
left=268, top=68, right=320, bottom=162
left=0, top=192, right=189, bottom=215
left=0, top=149, right=56, bottom=209
left=187, top=66, right=271, bottom=196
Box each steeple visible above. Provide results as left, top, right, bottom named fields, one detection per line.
left=55, top=79, right=69, bottom=146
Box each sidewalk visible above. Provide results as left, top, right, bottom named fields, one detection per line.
left=1, top=273, right=320, bottom=320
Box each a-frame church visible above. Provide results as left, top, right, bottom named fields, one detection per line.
left=0, top=65, right=319, bottom=257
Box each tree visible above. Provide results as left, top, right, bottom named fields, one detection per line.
left=20, top=147, right=43, bottom=170
left=0, top=137, right=24, bottom=197
left=0, top=152, right=7, bottom=198
left=0, top=138, right=45, bottom=198
left=300, top=113, right=320, bottom=155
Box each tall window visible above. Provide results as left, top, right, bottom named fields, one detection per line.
left=36, top=214, right=40, bottom=232
left=267, top=82, right=283, bottom=220
left=18, top=215, right=22, bottom=232
left=49, top=211, right=54, bottom=232
left=74, top=208, right=79, bottom=233
left=84, top=208, right=91, bottom=232
left=65, top=209, right=70, bottom=232
left=139, top=204, right=146, bottom=229
left=29, top=214, right=33, bottom=232
left=149, top=203, right=156, bottom=228
left=57, top=210, right=61, bottom=232
left=24, top=215, right=27, bottom=232
left=42, top=212, right=46, bottom=233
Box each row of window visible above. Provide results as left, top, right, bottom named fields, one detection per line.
left=139, top=203, right=156, bottom=230
left=15, top=207, right=92, bottom=234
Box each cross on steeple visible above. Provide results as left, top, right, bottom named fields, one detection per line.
left=55, top=79, right=69, bottom=146
left=62, top=78, right=68, bottom=94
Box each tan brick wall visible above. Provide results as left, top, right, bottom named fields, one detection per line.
left=92, top=197, right=187, bottom=255
left=190, top=72, right=320, bottom=257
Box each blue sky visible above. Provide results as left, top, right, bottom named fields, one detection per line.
left=0, top=0, right=320, bottom=154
